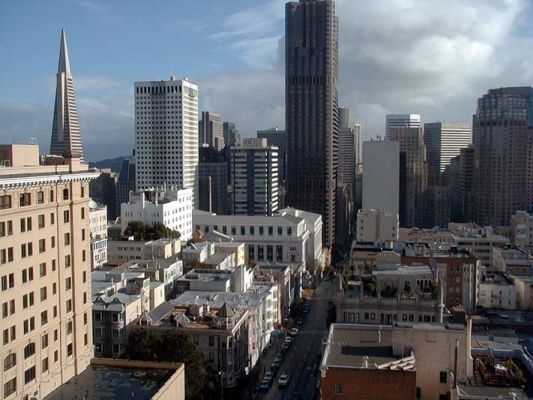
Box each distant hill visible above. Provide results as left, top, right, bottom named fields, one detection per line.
left=89, top=156, right=127, bottom=174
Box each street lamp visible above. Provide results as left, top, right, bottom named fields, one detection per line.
left=218, top=371, right=224, bottom=400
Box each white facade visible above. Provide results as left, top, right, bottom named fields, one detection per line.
left=385, top=113, right=421, bottom=139
left=134, top=77, right=198, bottom=206
left=424, top=122, right=471, bottom=174
left=478, top=271, right=517, bottom=310
left=356, top=208, right=399, bottom=243
left=89, top=200, right=108, bottom=269
left=121, top=189, right=193, bottom=240
left=511, top=210, right=533, bottom=248
left=193, top=208, right=324, bottom=266
left=107, top=238, right=181, bottom=264
left=362, top=141, right=400, bottom=215
left=230, top=138, right=279, bottom=216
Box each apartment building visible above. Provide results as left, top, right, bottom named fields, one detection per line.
left=107, top=237, right=181, bottom=264
left=0, top=146, right=98, bottom=399
left=89, top=200, right=107, bottom=269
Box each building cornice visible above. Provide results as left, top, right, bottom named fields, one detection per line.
left=0, top=171, right=100, bottom=190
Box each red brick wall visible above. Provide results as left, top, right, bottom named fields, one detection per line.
left=321, top=368, right=416, bottom=400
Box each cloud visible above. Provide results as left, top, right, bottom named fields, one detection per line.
left=75, top=75, right=120, bottom=92
left=74, top=0, right=122, bottom=23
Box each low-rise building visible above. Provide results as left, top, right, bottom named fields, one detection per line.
left=254, top=263, right=292, bottom=320
left=512, top=275, right=533, bottom=310
left=45, top=359, right=185, bottom=400
left=175, top=266, right=253, bottom=294
left=92, top=270, right=165, bottom=357
left=510, top=210, right=533, bottom=249
left=121, top=189, right=193, bottom=240
left=320, top=321, right=473, bottom=400
left=107, top=237, right=181, bottom=264
left=356, top=208, right=399, bottom=243
left=337, top=264, right=441, bottom=325
left=182, top=241, right=240, bottom=270
left=450, top=224, right=509, bottom=267
left=193, top=208, right=324, bottom=266
left=478, top=271, right=517, bottom=310
left=105, top=258, right=183, bottom=299
left=492, top=246, right=533, bottom=276
left=346, top=242, right=389, bottom=278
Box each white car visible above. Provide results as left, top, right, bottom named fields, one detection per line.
left=290, top=328, right=298, bottom=336
left=278, top=374, right=290, bottom=387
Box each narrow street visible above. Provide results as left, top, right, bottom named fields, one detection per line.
left=258, top=277, right=338, bottom=400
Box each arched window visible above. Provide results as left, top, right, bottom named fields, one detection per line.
left=3, top=353, right=16, bottom=371
left=24, top=342, right=35, bottom=359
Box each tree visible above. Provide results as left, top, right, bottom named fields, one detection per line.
left=125, top=327, right=216, bottom=400
left=124, top=221, right=181, bottom=241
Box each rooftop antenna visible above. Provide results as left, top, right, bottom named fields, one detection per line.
left=29, top=137, right=37, bottom=145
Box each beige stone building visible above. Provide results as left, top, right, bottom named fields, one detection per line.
left=0, top=145, right=98, bottom=399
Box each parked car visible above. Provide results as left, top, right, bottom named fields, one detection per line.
left=290, top=328, right=298, bottom=336
left=271, top=359, right=281, bottom=369
left=284, top=336, right=293, bottom=345
left=264, top=371, right=274, bottom=381
left=278, top=374, right=290, bottom=387
left=296, top=317, right=303, bottom=325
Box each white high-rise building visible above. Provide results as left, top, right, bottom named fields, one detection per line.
left=362, top=140, right=400, bottom=216
left=386, top=114, right=421, bottom=139
left=121, top=189, right=194, bottom=241
left=424, top=122, right=471, bottom=175
left=134, top=77, right=199, bottom=206
left=338, top=108, right=360, bottom=189
left=230, top=138, right=279, bottom=216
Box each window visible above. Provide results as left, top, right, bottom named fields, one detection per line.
left=209, top=336, right=214, bottom=347
left=51, top=236, right=55, bottom=248
left=19, top=193, right=31, bottom=207
left=66, top=277, right=72, bottom=290
left=3, top=353, right=16, bottom=372
left=63, top=210, right=70, bottom=223
left=40, top=286, right=47, bottom=301
left=54, top=350, right=58, bottom=362
left=24, top=342, right=35, bottom=358
left=64, top=233, right=70, bottom=246
left=0, top=195, right=12, bottom=209
left=259, top=226, right=264, bottom=235
left=42, top=334, right=49, bottom=349
left=1, top=273, right=15, bottom=291
left=42, top=357, right=49, bottom=372
left=40, top=262, right=47, bottom=277
left=287, top=227, right=292, bottom=236
left=81, top=207, right=85, bottom=219
left=38, top=214, right=45, bottom=228
left=37, top=191, right=45, bottom=204
left=52, top=283, right=57, bottom=294
left=416, top=387, right=421, bottom=399
left=66, top=321, right=73, bottom=334
left=50, top=212, right=55, bottom=224
left=49, top=190, right=54, bottom=202
left=4, top=378, right=16, bottom=397
left=65, top=254, right=71, bottom=268
left=278, top=226, right=282, bottom=235
left=440, top=371, right=447, bottom=384
left=66, top=299, right=72, bottom=313
left=82, top=250, right=86, bottom=262
left=39, top=239, right=46, bottom=253
left=82, top=229, right=86, bottom=241
left=81, top=185, right=85, bottom=198
left=0, top=221, right=13, bottom=237
left=63, top=188, right=69, bottom=200
left=268, top=226, right=273, bottom=236
left=67, top=343, right=73, bottom=357
left=335, top=383, right=343, bottom=395
left=41, top=310, right=48, bottom=325
left=24, top=366, right=36, bottom=384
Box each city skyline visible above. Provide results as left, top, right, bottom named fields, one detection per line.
left=1, top=0, right=532, bottom=161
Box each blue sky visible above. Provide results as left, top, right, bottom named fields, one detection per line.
left=0, top=0, right=531, bottom=161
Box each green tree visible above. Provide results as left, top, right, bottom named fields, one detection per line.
left=124, top=221, right=181, bottom=241
left=125, top=327, right=216, bottom=400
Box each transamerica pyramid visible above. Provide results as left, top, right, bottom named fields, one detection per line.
left=50, top=29, right=84, bottom=161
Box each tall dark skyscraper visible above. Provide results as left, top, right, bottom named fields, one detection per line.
left=50, top=29, right=84, bottom=161
left=285, top=0, right=339, bottom=248
left=473, top=87, right=533, bottom=226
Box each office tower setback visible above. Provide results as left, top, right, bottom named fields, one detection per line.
left=116, top=153, right=136, bottom=218
left=473, top=87, right=533, bottom=226
left=362, top=140, right=400, bottom=216
left=257, top=128, right=286, bottom=184
left=230, top=138, right=279, bottom=216
left=0, top=144, right=98, bottom=398
left=198, top=145, right=230, bottom=215
left=338, top=108, right=360, bottom=190
left=199, top=111, right=224, bottom=151
left=286, top=0, right=339, bottom=247
left=89, top=168, right=118, bottom=221
left=223, top=121, right=240, bottom=146
left=424, top=122, right=471, bottom=182
left=134, top=76, right=199, bottom=205
left=386, top=114, right=421, bottom=140
left=50, top=30, right=84, bottom=161
left=389, top=127, right=429, bottom=228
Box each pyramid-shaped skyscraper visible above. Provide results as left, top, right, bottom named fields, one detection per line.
left=50, top=29, right=84, bottom=161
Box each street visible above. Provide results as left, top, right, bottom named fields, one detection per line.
left=258, top=277, right=338, bottom=400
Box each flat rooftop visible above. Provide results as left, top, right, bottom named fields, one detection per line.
left=322, top=324, right=400, bottom=368
left=44, top=360, right=183, bottom=400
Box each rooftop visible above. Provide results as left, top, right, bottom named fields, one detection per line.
left=481, top=271, right=514, bottom=286
left=321, top=324, right=414, bottom=370
left=44, top=359, right=184, bottom=400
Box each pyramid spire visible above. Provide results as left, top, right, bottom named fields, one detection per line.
left=50, top=29, right=84, bottom=161
left=58, top=29, right=71, bottom=75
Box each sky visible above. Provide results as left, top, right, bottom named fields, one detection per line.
left=0, top=0, right=532, bottom=161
